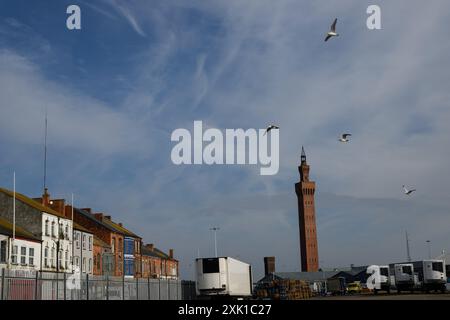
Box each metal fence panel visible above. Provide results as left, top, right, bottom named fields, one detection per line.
left=0, top=269, right=195, bottom=300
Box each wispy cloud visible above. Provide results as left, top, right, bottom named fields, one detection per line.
left=107, top=0, right=147, bottom=37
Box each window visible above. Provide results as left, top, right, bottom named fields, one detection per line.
left=65, top=226, right=69, bottom=240
left=202, top=258, right=219, bottom=274
left=83, top=257, right=86, bottom=272
left=65, top=250, right=69, bottom=270
left=51, top=221, right=55, bottom=237
left=88, top=236, right=92, bottom=251
left=76, top=233, right=80, bottom=249
left=11, top=245, right=18, bottom=264
left=58, top=249, right=63, bottom=269
left=402, top=266, right=412, bottom=275
left=20, top=247, right=27, bottom=265
left=29, top=248, right=35, bottom=266
left=51, top=247, right=55, bottom=267
left=0, top=240, right=7, bottom=263
left=83, top=234, right=86, bottom=250
left=44, top=247, right=49, bottom=267
left=432, top=262, right=444, bottom=273
left=111, top=237, right=115, bottom=253
left=88, top=258, right=92, bottom=272
left=45, top=220, right=49, bottom=236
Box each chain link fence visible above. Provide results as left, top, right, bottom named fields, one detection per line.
left=0, top=269, right=196, bottom=300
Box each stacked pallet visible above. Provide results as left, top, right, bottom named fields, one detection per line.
left=255, top=279, right=312, bottom=300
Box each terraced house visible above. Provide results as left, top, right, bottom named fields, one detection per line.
left=0, top=188, right=73, bottom=273
left=142, top=244, right=179, bottom=279
left=68, top=208, right=124, bottom=277
left=100, top=216, right=142, bottom=278
left=0, top=216, right=42, bottom=272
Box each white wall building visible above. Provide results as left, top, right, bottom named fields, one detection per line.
left=41, top=212, right=73, bottom=273
left=72, top=225, right=93, bottom=275
left=0, top=217, right=42, bottom=272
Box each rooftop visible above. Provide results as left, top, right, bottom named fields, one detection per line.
left=0, top=216, right=41, bottom=242
left=0, top=187, right=68, bottom=220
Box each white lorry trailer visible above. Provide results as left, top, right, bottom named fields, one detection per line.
left=367, top=265, right=391, bottom=294
left=389, top=260, right=446, bottom=293
left=411, top=260, right=446, bottom=293
left=390, top=263, right=419, bottom=293
left=195, top=257, right=253, bottom=298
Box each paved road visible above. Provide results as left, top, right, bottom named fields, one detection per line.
left=311, top=293, right=450, bottom=300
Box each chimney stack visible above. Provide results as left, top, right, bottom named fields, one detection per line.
left=42, top=188, right=50, bottom=206
left=169, top=249, right=174, bottom=259
left=264, top=257, right=276, bottom=276
left=145, top=244, right=154, bottom=251
left=82, top=208, right=92, bottom=214
left=93, top=213, right=103, bottom=221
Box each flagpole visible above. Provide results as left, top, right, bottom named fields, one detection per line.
left=13, top=171, right=16, bottom=241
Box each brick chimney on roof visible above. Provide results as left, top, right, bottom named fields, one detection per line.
left=145, top=244, right=154, bottom=251
left=169, top=249, right=174, bottom=259
left=264, top=257, right=276, bottom=276
left=82, top=208, right=92, bottom=214
left=42, top=188, right=50, bottom=207
left=94, top=213, right=103, bottom=221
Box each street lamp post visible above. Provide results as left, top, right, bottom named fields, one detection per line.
left=210, top=227, right=220, bottom=258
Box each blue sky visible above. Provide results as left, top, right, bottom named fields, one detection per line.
left=1, top=0, right=450, bottom=280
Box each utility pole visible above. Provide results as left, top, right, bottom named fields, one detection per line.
left=210, top=227, right=220, bottom=258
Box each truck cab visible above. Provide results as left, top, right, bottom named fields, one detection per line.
left=393, top=263, right=418, bottom=293
left=415, top=260, right=446, bottom=293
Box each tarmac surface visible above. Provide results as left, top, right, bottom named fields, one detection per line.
left=310, top=293, right=450, bottom=300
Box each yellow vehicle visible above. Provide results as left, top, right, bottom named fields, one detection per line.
left=346, top=282, right=362, bottom=294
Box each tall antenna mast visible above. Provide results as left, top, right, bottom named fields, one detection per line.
left=43, top=109, right=48, bottom=191
left=405, top=230, right=411, bottom=262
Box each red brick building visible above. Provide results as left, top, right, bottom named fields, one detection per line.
left=142, top=244, right=178, bottom=279
left=295, top=147, right=319, bottom=272
left=64, top=207, right=125, bottom=277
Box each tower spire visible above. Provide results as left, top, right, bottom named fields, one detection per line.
left=301, top=146, right=306, bottom=163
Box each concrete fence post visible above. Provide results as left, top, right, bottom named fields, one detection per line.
left=136, top=277, right=139, bottom=300
left=1, top=268, right=5, bottom=300
left=122, top=275, right=125, bottom=300
left=35, top=271, right=39, bottom=300
left=63, top=273, right=67, bottom=300
left=86, top=274, right=89, bottom=300
left=106, top=275, right=109, bottom=301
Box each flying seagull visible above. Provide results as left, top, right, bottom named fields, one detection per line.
left=338, top=133, right=352, bottom=142
left=403, top=185, right=416, bottom=195
left=325, top=18, right=339, bottom=42
left=264, top=125, right=279, bottom=135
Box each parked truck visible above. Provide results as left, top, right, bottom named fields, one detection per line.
left=390, top=263, right=419, bottom=293
left=366, top=265, right=391, bottom=294
left=326, top=277, right=346, bottom=295
left=195, top=257, right=253, bottom=299
left=389, top=260, right=446, bottom=293
left=412, top=260, right=446, bottom=293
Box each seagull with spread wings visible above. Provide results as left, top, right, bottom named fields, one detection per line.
left=325, top=18, right=339, bottom=42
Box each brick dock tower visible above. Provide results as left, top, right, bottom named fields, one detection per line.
left=295, top=146, right=319, bottom=272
